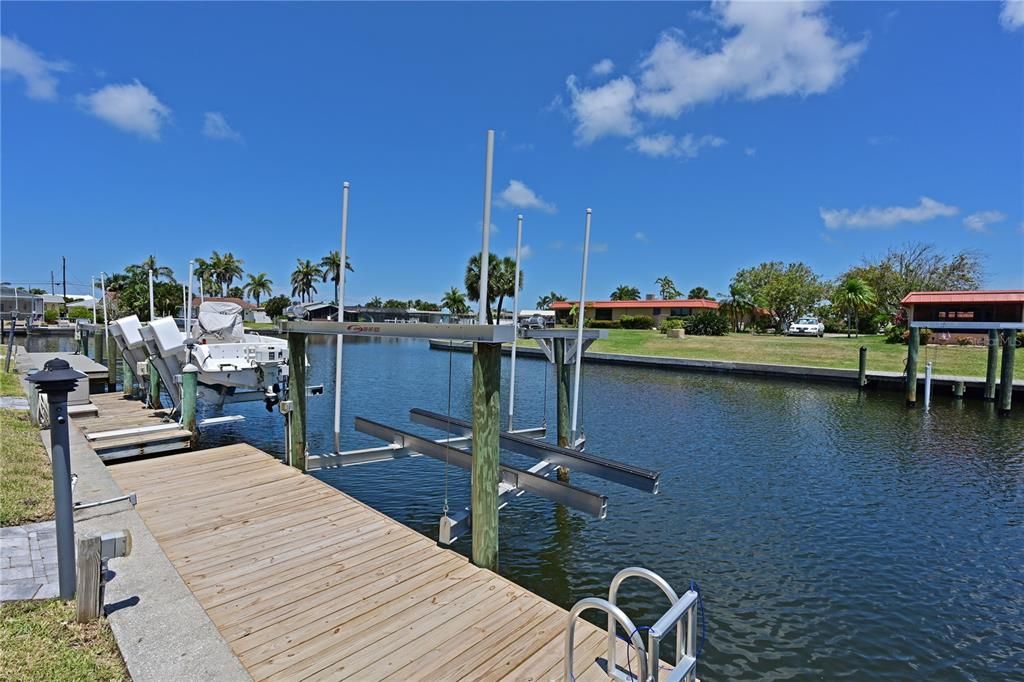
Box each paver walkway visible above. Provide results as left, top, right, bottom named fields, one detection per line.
left=0, top=521, right=60, bottom=601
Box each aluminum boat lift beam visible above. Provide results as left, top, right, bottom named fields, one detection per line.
left=522, top=328, right=608, bottom=364
left=409, top=408, right=659, bottom=493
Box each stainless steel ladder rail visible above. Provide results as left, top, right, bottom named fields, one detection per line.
left=564, top=597, right=648, bottom=682
left=566, top=566, right=700, bottom=681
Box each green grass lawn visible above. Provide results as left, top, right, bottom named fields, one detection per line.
left=0, top=600, right=127, bottom=681
left=548, top=330, right=1021, bottom=380
left=0, top=346, right=23, bottom=397
left=0, top=357, right=54, bottom=526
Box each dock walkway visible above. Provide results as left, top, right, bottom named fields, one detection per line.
left=108, top=444, right=654, bottom=681
left=82, top=393, right=192, bottom=461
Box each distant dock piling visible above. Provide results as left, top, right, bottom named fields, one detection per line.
left=905, top=327, right=919, bottom=407
left=999, top=331, right=1016, bottom=416
left=858, top=346, right=868, bottom=388
left=985, top=329, right=999, bottom=401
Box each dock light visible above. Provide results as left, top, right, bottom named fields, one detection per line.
left=27, top=358, right=86, bottom=600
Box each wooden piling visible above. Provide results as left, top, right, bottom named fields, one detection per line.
left=858, top=346, right=868, bottom=388
left=953, top=380, right=965, bottom=399
left=181, top=364, right=198, bottom=448
left=121, top=356, right=133, bottom=397
left=105, top=335, right=116, bottom=390
left=287, top=332, right=307, bottom=471
left=148, top=360, right=162, bottom=409
left=984, top=329, right=999, bottom=401
left=998, top=331, right=1016, bottom=416
left=95, top=330, right=104, bottom=364
left=81, top=330, right=89, bottom=359
left=553, top=338, right=572, bottom=482
left=905, top=327, right=919, bottom=406
left=75, top=534, right=101, bottom=622
left=471, top=342, right=501, bottom=571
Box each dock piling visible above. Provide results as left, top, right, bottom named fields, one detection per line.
left=121, top=356, right=133, bottom=398
left=984, top=329, right=999, bottom=401
left=287, top=332, right=307, bottom=470
left=858, top=346, right=868, bottom=388
left=148, top=360, right=162, bottom=409
left=553, top=338, right=571, bottom=482
left=953, top=380, right=965, bottom=399
left=999, top=331, right=1016, bottom=416
left=471, top=342, right=501, bottom=571
left=105, top=335, right=116, bottom=390
left=181, top=363, right=198, bottom=447
left=905, top=327, right=919, bottom=407
left=924, top=361, right=933, bottom=410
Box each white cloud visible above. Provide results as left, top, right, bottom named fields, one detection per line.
left=518, top=244, right=534, bottom=259
left=634, top=231, right=649, bottom=242
left=496, top=180, right=557, bottom=213
left=820, top=196, right=958, bottom=230
left=76, top=80, right=171, bottom=140
left=591, top=242, right=609, bottom=253
left=591, top=58, right=615, bottom=77
left=564, top=2, right=865, bottom=145
left=1000, top=1, right=1024, bottom=30
left=566, top=74, right=638, bottom=144
left=631, top=132, right=726, bottom=159
left=867, top=134, right=896, bottom=146
left=202, top=112, right=243, bottom=142
left=0, top=35, right=71, bottom=101
left=744, top=147, right=757, bottom=157
left=963, top=210, right=1006, bottom=233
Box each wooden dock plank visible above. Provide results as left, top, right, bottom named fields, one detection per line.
left=107, top=444, right=665, bottom=682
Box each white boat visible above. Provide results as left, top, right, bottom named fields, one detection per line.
left=109, top=302, right=288, bottom=410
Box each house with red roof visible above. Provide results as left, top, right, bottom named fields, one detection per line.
left=551, top=297, right=719, bottom=326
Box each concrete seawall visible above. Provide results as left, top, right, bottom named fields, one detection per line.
left=427, top=339, right=1024, bottom=397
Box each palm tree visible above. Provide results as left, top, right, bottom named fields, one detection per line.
left=491, top=256, right=523, bottom=322
left=536, top=291, right=566, bottom=309
left=209, top=251, right=245, bottom=296
left=464, top=253, right=500, bottom=324
left=320, top=251, right=355, bottom=292
left=719, top=283, right=754, bottom=332
left=832, top=277, right=876, bottom=337
left=441, top=287, right=469, bottom=316
left=366, top=296, right=383, bottom=308
left=290, top=259, right=322, bottom=303
left=127, top=255, right=175, bottom=282
left=656, top=276, right=681, bottom=300
left=688, top=286, right=709, bottom=300
left=610, top=285, right=641, bottom=301
left=192, top=257, right=216, bottom=296
left=244, top=272, right=273, bottom=306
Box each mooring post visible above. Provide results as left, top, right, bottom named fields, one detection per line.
left=471, top=341, right=501, bottom=571
left=905, top=327, right=919, bottom=407
left=553, top=337, right=572, bottom=482
left=105, top=334, right=116, bottom=390
left=26, top=359, right=86, bottom=600
left=148, top=360, right=161, bottom=409
left=80, top=327, right=90, bottom=359
left=287, top=331, right=307, bottom=471
left=858, top=346, right=868, bottom=388
left=121, top=355, right=133, bottom=398
left=181, top=363, right=198, bottom=447
left=953, top=380, right=965, bottom=399
left=984, top=329, right=999, bottom=401
left=94, top=328, right=104, bottom=365
left=998, top=330, right=1016, bottom=416
left=923, top=361, right=933, bottom=410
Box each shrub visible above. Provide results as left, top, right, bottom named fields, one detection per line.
left=884, top=324, right=906, bottom=344
left=659, top=318, right=685, bottom=334
left=43, top=308, right=58, bottom=324
left=901, top=328, right=932, bottom=345
left=956, top=337, right=972, bottom=346
left=263, top=295, right=292, bottom=319
left=586, top=319, right=620, bottom=329
left=619, top=315, right=654, bottom=329
left=1017, top=331, right=1024, bottom=348
left=66, top=306, right=92, bottom=319
left=684, top=310, right=729, bottom=336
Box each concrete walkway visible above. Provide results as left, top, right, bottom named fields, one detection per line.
left=0, top=521, right=59, bottom=602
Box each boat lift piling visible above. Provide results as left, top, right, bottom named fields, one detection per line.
left=999, top=330, right=1016, bottom=415
left=985, top=329, right=999, bottom=401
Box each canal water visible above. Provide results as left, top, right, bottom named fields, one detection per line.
left=24, top=334, right=1024, bottom=679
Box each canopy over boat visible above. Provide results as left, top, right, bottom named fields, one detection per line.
left=191, top=301, right=244, bottom=344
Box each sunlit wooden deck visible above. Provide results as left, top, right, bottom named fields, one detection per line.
left=80, top=393, right=192, bottom=461
left=108, top=443, right=660, bottom=681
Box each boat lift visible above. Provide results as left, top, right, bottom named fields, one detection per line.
left=281, top=129, right=661, bottom=567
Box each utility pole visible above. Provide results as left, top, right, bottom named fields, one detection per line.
left=51, top=271, right=55, bottom=295
left=62, top=256, right=67, bottom=301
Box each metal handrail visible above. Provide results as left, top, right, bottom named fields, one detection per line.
left=607, top=567, right=683, bottom=679
left=565, top=597, right=648, bottom=682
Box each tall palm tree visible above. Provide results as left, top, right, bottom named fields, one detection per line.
left=688, top=286, right=709, bottom=300
left=290, top=259, right=322, bottom=303
left=320, top=251, right=354, bottom=288
left=192, top=257, right=215, bottom=296
left=832, top=277, right=876, bottom=337
left=366, top=296, right=383, bottom=308
left=610, top=285, right=641, bottom=301
left=536, top=291, right=566, bottom=309
left=491, top=256, right=523, bottom=322
left=718, top=283, right=753, bottom=332
left=244, top=272, right=274, bottom=306
left=465, top=253, right=500, bottom=324
left=127, top=255, right=175, bottom=282
left=209, top=251, right=245, bottom=296
left=656, top=276, right=681, bottom=300
left=441, top=287, right=469, bottom=316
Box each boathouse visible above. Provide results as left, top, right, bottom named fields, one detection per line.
left=901, top=290, right=1024, bottom=343
left=552, top=297, right=719, bottom=326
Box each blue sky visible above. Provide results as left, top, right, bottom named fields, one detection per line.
left=2, top=1, right=1022, bottom=307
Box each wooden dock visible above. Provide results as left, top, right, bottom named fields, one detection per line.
left=108, top=444, right=662, bottom=681
left=79, top=393, right=192, bottom=461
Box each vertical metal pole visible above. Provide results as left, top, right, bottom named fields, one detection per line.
left=200, top=278, right=205, bottom=305
left=478, top=129, right=495, bottom=325
left=181, top=363, right=198, bottom=447
left=62, top=256, right=67, bottom=302
left=924, top=361, right=932, bottom=411
left=181, top=284, right=187, bottom=328
left=100, top=273, right=109, bottom=328
left=287, top=332, right=307, bottom=470
left=858, top=346, right=868, bottom=388
left=507, top=214, right=523, bottom=431
left=333, top=181, right=350, bottom=454
left=91, top=276, right=97, bottom=324
left=148, top=269, right=155, bottom=321
left=100, top=273, right=114, bottom=390
left=570, top=209, right=592, bottom=443
left=148, top=360, right=162, bottom=409
left=187, top=261, right=195, bottom=333
left=984, top=329, right=999, bottom=401
left=999, top=330, right=1015, bottom=416
left=905, top=326, right=919, bottom=407
left=50, top=390, right=75, bottom=598
left=472, top=341, right=501, bottom=570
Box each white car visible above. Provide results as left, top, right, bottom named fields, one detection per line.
left=787, top=316, right=825, bottom=337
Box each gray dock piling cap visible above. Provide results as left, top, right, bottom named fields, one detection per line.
left=26, top=358, right=87, bottom=393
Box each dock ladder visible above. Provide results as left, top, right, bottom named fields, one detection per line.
left=564, top=567, right=699, bottom=682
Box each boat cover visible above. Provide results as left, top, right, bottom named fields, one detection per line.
left=191, top=301, right=245, bottom=344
